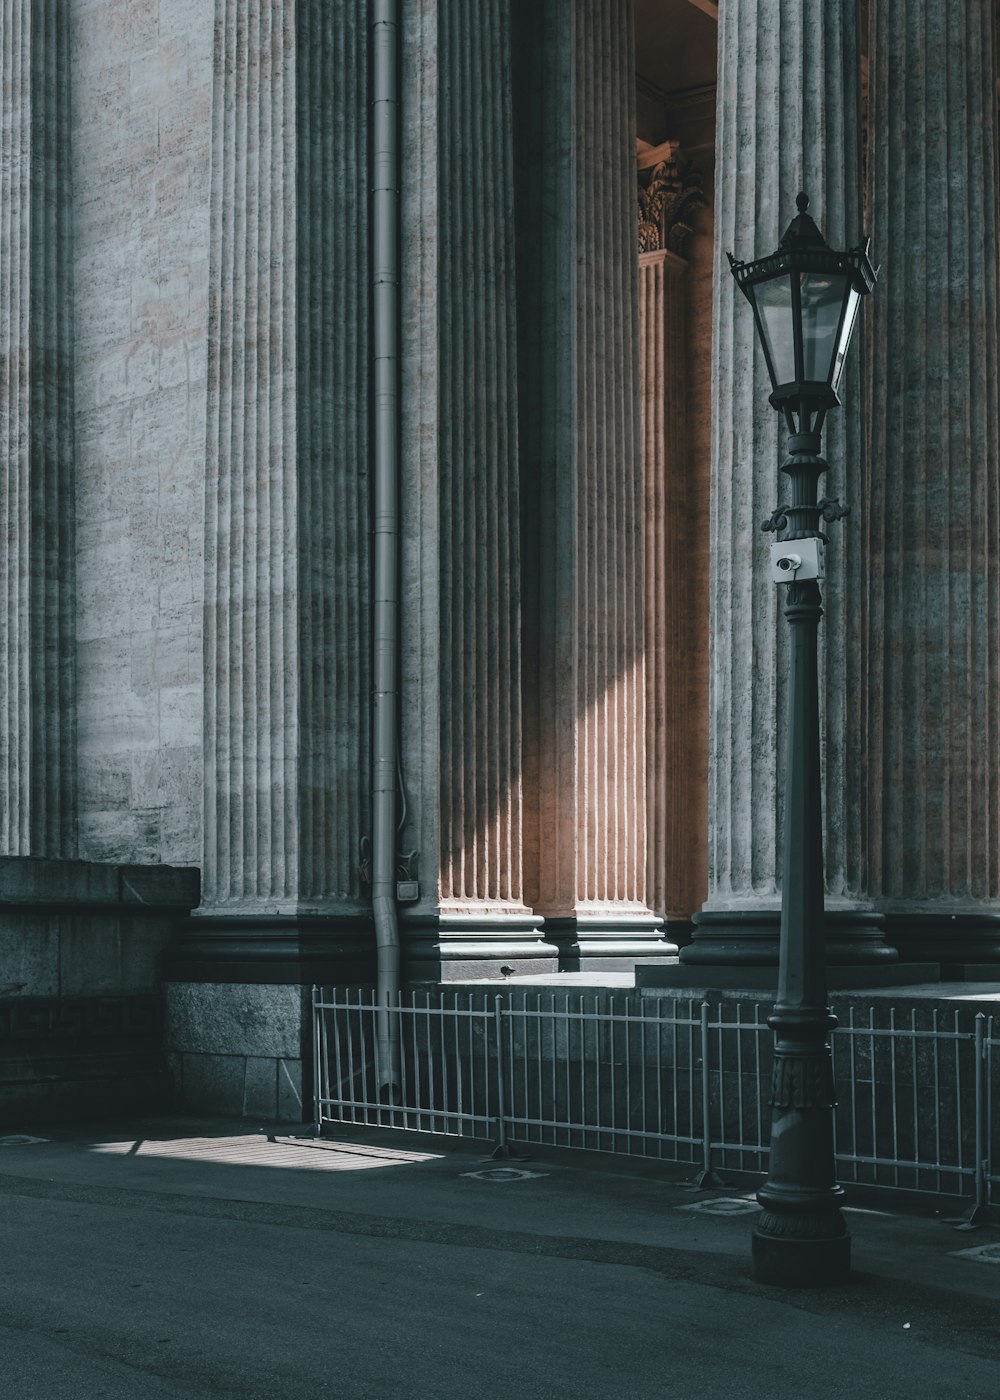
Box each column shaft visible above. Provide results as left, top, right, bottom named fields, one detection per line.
left=296, top=1, right=370, bottom=908
left=517, top=0, right=670, bottom=966
left=197, top=2, right=372, bottom=981
left=685, top=0, right=892, bottom=967
left=203, top=0, right=299, bottom=909
left=0, top=0, right=75, bottom=857
left=868, top=0, right=1000, bottom=967
left=438, top=0, right=526, bottom=915
left=640, top=239, right=708, bottom=929
left=642, top=250, right=685, bottom=923
left=400, top=0, right=548, bottom=978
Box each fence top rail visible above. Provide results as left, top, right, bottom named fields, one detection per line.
left=834, top=1025, right=976, bottom=1043
left=313, top=991, right=986, bottom=1035
left=313, top=1000, right=494, bottom=1021
left=313, top=1001, right=711, bottom=1028
left=312, top=989, right=992, bottom=1037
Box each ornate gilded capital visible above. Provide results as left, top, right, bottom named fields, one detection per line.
left=637, top=145, right=706, bottom=256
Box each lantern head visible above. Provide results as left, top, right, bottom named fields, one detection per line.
left=728, top=193, right=878, bottom=427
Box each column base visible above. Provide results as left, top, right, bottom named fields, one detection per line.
left=882, top=911, right=1000, bottom=974
left=402, top=909, right=559, bottom=983
left=166, top=908, right=376, bottom=984
left=546, top=909, right=679, bottom=972
left=751, top=1216, right=851, bottom=1287
left=679, top=908, right=899, bottom=967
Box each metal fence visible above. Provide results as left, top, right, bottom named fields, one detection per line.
left=312, top=987, right=999, bottom=1214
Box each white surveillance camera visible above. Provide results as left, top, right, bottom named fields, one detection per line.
left=770, top=537, right=824, bottom=583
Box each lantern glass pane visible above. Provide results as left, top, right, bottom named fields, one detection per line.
left=830, top=287, right=862, bottom=392
left=800, top=271, right=850, bottom=384
left=754, top=276, right=796, bottom=387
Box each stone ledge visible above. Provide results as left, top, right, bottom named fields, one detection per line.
left=0, top=857, right=199, bottom=912
left=0, top=994, right=161, bottom=1043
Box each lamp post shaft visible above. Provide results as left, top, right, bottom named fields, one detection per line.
left=751, top=434, right=851, bottom=1286
left=727, top=192, right=876, bottom=1286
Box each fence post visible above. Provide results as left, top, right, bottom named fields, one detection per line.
left=311, top=985, right=322, bottom=1136
left=490, top=994, right=519, bottom=1160
left=963, top=1013, right=992, bottom=1226
left=694, top=1000, right=726, bottom=1188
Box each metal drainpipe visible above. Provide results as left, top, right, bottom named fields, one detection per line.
left=371, top=0, right=402, bottom=1096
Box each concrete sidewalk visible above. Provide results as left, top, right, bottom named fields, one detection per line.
left=1, top=1116, right=998, bottom=1399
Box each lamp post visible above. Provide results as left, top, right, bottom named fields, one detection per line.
left=728, top=193, right=877, bottom=1286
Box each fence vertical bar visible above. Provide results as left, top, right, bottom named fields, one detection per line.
left=311, top=987, right=322, bottom=1134
left=889, top=1006, right=899, bottom=1187
left=694, top=1001, right=724, bottom=1187
left=754, top=1003, right=764, bottom=1161
left=454, top=993, right=463, bottom=1132
left=330, top=993, right=344, bottom=1123
left=344, top=992, right=359, bottom=1125
left=734, top=1002, right=744, bottom=1167
left=910, top=1008, right=919, bottom=1191
left=964, top=1013, right=991, bottom=1225
left=654, top=999, right=663, bottom=1160
left=980, top=1019, right=991, bottom=1215
left=491, top=995, right=514, bottom=1159
left=954, top=1011, right=964, bottom=1198
left=549, top=991, right=557, bottom=1142
left=594, top=997, right=602, bottom=1150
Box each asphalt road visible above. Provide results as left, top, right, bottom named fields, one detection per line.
left=1, top=1122, right=998, bottom=1399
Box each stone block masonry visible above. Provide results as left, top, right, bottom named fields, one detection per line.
left=0, top=858, right=199, bottom=1125
left=165, top=981, right=307, bottom=1123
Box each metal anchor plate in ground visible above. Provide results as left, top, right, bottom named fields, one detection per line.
left=461, top=1167, right=549, bottom=1183
left=950, top=1242, right=1000, bottom=1264
left=677, top=1196, right=761, bottom=1215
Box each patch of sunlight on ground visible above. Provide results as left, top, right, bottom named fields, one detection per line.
left=88, top=1136, right=446, bottom=1171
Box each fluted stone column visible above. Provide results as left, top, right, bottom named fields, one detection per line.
left=0, top=0, right=76, bottom=858
left=190, top=1, right=372, bottom=981
left=399, top=0, right=552, bottom=978
left=683, top=0, right=894, bottom=967
left=639, top=154, right=709, bottom=931
left=514, top=0, right=671, bottom=968
left=867, top=0, right=1000, bottom=969
left=296, top=1, right=371, bottom=924
left=642, top=247, right=691, bottom=926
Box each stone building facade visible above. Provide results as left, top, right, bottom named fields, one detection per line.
left=0, top=0, right=997, bottom=1120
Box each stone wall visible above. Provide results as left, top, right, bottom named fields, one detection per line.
left=0, top=859, right=198, bottom=1124
left=165, top=981, right=307, bottom=1123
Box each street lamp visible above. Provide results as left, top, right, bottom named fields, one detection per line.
left=728, top=193, right=877, bottom=1286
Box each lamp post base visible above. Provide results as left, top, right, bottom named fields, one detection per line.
left=752, top=1214, right=851, bottom=1286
